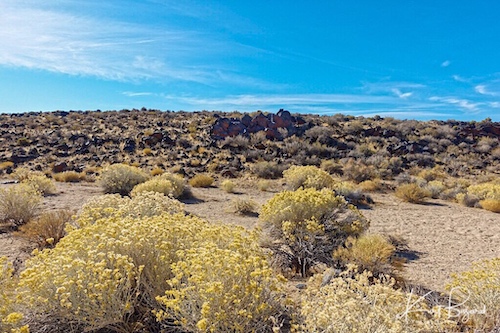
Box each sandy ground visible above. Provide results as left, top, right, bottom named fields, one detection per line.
left=1, top=179, right=499, bottom=292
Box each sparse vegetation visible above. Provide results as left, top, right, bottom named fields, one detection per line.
left=0, top=184, right=42, bottom=228
left=17, top=209, right=74, bottom=249
left=220, top=179, right=236, bottom=193
left=283, top=165, right=335, bottom=190
left=227, top=198, right=258, bottom=215
left=99, top=163, right=149, bottom=196
left=131, top=172, right=186, bottom=198
left=189, top=173, right=214, bottom=188
left=395, top=183, right=430, bottom=204
left=53, top=171, right=86, bottom=182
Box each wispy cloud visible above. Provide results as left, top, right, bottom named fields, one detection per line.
left=452, top=75, right=468, bottom=82
left=122, top=91, right=156, bottom=97
left=429, top=96, right=480, bottom=112
left=441, top=60, right=451, bottom=67
left=0, top=0, right=270, bottom=87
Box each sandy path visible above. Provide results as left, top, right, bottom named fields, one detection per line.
left=363, top=193, right=500, bottom=291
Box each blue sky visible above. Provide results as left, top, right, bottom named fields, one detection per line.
left=1, top=0, right=500, bottom=121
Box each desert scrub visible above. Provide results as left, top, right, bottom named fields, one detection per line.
left=467, top=182, right=500, bottom=200
left=445, top=257, right=500, bottom=331
left=18, top=209, right=74, bottom=249
left=395, top=183, right=430, bottom=204
left=257, top=179, right=271, bottom=191
left=283, top=165, right=335, bottom=190
left=99, top=163, right=149, bottom=196
left=227, top=198, right=258, bottom=216
left=131, top=172, right=186, bottom=198
left=70, top=191, right=185, bottom=230
left=301, top=267, right=455, bottom=333
left=479, top=199, right=500, bottom=213
left=21, top=174, right=57, bottom=196
left=220, top=179, right=235, bottom=193
left=17, top=213, right=286, bottom=333
left=53, top=171, right=86, bottom=182
left=333, top=234, right=404, bottom=281
left=424, top=180, right=446, bottom=199
left=333, top=181, right=373, bottom=206
left=1, top=257, right=28, bottom=333
left=251, top=161, right=284, bottom=179
left=260, top=188, right=369, bottom=276
left=0, top=184, right=42, bottom=228
left=189, top=173, right=214, bottom=188
left=11, top=167, right=45, bottom=182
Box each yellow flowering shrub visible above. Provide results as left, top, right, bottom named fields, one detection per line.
left=283, top=165, right=335, bottom=190
left=0, top=257, right=28, bottom=333
left=467, top=182, right=500, bottom=200
left=445, top=258, right=500, bottom=331
left=21, top=174, right=56, bottom=196
left=0, top=184, right=42, bottom=228
left=99, top=163, right=149, bottom=195
left=301, top=267, right=455, bottom=333
left=17, top=211, right=285, bottom=332
left=70, top=191, right=185, bottom=230
left=131, top=172, right=186, bottom=198
left=156, top=231, right=285, bottom=332
left=260, top=188, right=369, bottom=276
left=333, top=234, right=405, bottom=281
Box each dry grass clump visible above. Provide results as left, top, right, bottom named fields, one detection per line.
left=99, top=163, right=150, bottom=196
left=424, top=180, right=447, bottom=199
left=456, top=193, right=480, bottom=207
left=17, top=209, right=74, bottom=249
left=283, top=165, right=335, bottom=190
left=333, top=234, right=404, bottom=281
left=395, top=183, right=430, bottom=204
left=131, top=172, right=186, bottom=198
left=11, top=167, right=45, bottom=182
left=320, top=159, right=343, bottom=175
left=150, top=167, right=164, bottom=176
left=227, top=198, right=258, bottom=216
left=333, top=181, right=373, bottom=206
left=260, top=187, right=369, bottom=276
left=0, top=184, right=42, bottom=228
left=189, top=173, right=214, bottom=188
left=342, top=160, right=377, bottom=183
left=53, top=171, right=86, bottom=182
left=358, top=179, right=382, bottom=192
left=220, top=179, right=235, bottom=193
left=301, top=267, right=455, bottom=333
left=257, top=179, right=271, bottom=191
left=446, top=257, right=500, bottom=331
left=479, top=199, right=500, bottom=213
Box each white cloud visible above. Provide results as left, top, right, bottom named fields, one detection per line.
left=475, top=84, right=498, bottom=96
left=441, top=60, right=451, bottom=67
left=122, top=91, right=156, bottom=97
left=392, top=88, right=413, bottom=99
left=452, top=75, right=468, bottom=82
left=429, top=96, right=480, bottom=112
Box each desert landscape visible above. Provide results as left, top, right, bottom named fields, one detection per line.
left=0, top=109, right=499, bottom=332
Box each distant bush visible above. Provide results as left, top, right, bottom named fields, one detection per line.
left=18, top=209, right=74, bottom=249
left=53, top=171, right=86, bottom=182
left=189, top=174, right=214, bottom=188
left=220, top=179, right=235, bottom=193
left=301, top=268, right=454, bottom=333
left=467, top=182, right=500, bottom=200
left=260, top=188, right=369, bottom=276
left=131, top=173, right=186, bottom=198
left=257, top=179, right=271, bottom=191
left=0, top=184, right=42, bottom=228
left=342, top=160, right=377, bottom=183
left=283, top=165, right=335, bottom=190
left=456, top=192, right=480, bottom=207
left=12, top=167, right=45, bottom=182
left=395, top=183, right=430, bottom=204
left=22, top=174, right=57, bottom=196
left=251, top=161, right=284, bottom=179
left=320, top=160, right=343, bottom=175
left=99, top=164, right=149, bottom=196
left=150, top=167, right=164, bottom=176
left=446, top=258, right=500, bottom=331
left=480, top=199, right=500, bottom=213
left=424, top=180, right=446, bottom=199
left=333, top=234, right=404, bottom=281
left=358, top=179, right=382, bottom=192
left=333, top=181, right=373, bottom=206
left=227, top=198, right=258, bottom=216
